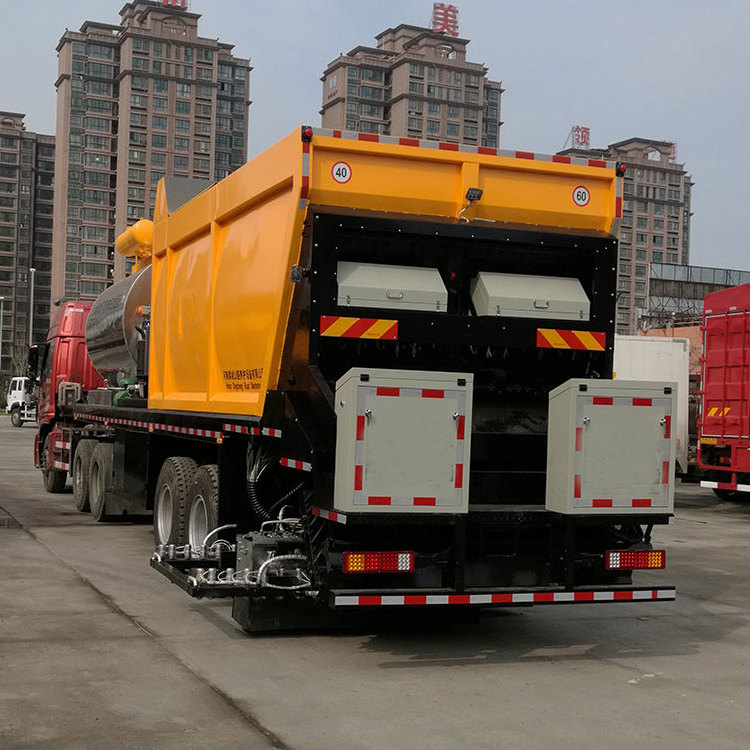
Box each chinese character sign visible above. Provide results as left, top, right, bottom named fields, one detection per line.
left=162, top=0, right=187, bottom=8
left=572, top=126, right=590, bottom=149
left=432, top=3, right=459, bottom=37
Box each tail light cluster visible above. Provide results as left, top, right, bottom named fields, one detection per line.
left=343, top=551, right=414, bottom=574
left=606, top=549, right=665, bottom=570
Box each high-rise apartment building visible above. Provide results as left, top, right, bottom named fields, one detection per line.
left=321, top=24, right=502, bottom=148
left=0, top=112, right=54, bottom=372
left=51, top=0, right=250, bottom=303
left=559, top=137, right=692, bottom=335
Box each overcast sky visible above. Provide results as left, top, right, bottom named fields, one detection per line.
left=1, top=0, right=748, bottom=268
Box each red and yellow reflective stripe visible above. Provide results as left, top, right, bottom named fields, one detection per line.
left=536, top=328, right=606, bottom=351
left=320, top=316, right=398, bottom=340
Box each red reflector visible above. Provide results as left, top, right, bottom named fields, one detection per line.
left=343, top=551, right=415, bottom=574
left=605, top=549, right=666, bottom=570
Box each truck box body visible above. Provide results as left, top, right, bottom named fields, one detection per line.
left=33, top=128, right=676, bottom=631
left=147, top=129, right=622, bottom=417
left=699, top=283, right=750, bottom=493
left=613, top=335, right=689, bottom=473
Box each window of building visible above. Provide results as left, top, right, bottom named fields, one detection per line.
left=446, top=123, right=459, bottom=137
left=634, top=281, right=646, bottom=293
left=176, top=82, right=191, bottom=98
left=130, top=131, right=147, bottom=146
left=652, top=251, right=663, bottom=263
left=636, top=216, right=647, bottom=229
left=174, top=155, right=189, bottom=170
left=151, top=134, right=167, bottom=149
left=464, top=125, right=477, bottom=138
left=132, top=57, right=147, bottom=71
left=669, top=189, right=680, bottom=201
left=197, top=67, right=213, bottom=80
left=196, top=104, right=212, bottom=117
left=195, top=121, right=211, bottom=134
left=197, top=85, right=212, bottom=99
left=151, top=153, right=166, bottom=167
left=636, top=233, right=647, bottom=244
left=668, top=253, right=679, bottom=263
left=131, top=94, right=146, bottom=109
left=175, top=137, right=190, bottom=151
left=88, top=43, right=113, bottom=60
left=635, top=265, right=646, bottom=278
left=407, top=117, right=422, bottom=131
left=153, top=98, right=168, bottom=112
left=635, top=297, right=646, bottom=307
left=654, top=203, right=664, bottom=215
left=636, top=249, right=646, bottom=260
left=426, top=120, right=440, bottom=133
left=361, top=67, right=383, bottom=83
left=128, top=168, right=145, bottom=183
left=408, top=81, right=423, bottom=95
left=409, top=63, right=423, bottom=77
left=175, top=119, right=190, bottom=133
left=428, top=102, right=440, bottom=116
left=653, top=235, right=664, bottom=246
left=87, top=81, right=112, bottom=96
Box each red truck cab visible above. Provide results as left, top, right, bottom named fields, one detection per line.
left=34, top=301, right=104, bottom=484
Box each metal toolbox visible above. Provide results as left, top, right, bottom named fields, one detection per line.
left=471, top=272, right=589, bottom=321
left=546, top=378, right=676, bottom=515
left=337, top=261, right=448, bottom=313
left=334, top=367, right=473, bottom=513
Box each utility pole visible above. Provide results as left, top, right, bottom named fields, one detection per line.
left=0, top=296, right=5, bottom=374
left=28, top=267, right=36, bottom=347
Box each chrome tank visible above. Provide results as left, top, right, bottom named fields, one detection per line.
left=85, top=265, right=151, bottom=387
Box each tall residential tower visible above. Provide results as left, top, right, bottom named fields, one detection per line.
left=559, top=137, right=692, bottom=334
left=0, top=112, right=54, bottom=370
left=51, top=0, right=250, bottom=303
left=321, top=23, right=502, bottom=148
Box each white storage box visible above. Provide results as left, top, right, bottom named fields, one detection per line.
left=471, top=272, right=589, bottom=321
left=334, top=367, right=473, bottom=513
left=546, top=378, right=676, bottom=515
left=337, top=261, right=447, bottom=313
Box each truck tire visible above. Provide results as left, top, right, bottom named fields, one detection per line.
left=41, top=444, right=67, bottom=494
left=712, top=488, right=739, bottom=501
left=89, top=442, right=114, bottom=522
left=153, top=457, right=198, bottom=547
left=72, top=440, right=96, bottom=513
left=10, top=407, right=22, bottom=428
left=187, top=465, right=219, bottom=549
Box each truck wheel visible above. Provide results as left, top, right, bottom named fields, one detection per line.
left=41, top=444, right=67, bottom=494
left=187, top=465, right=219, bottom=549
left=72, top=440, right=96, bottom=513
left=10, top=407, right=22, bottom=428
left=89, top=442, right=114, bottom=522
left=713, top=488, right=739, bottom=501
left=153, top=457, right=198, bottom=547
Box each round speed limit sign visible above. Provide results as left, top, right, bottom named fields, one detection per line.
left=572, top=185, right=590, bottom=206
left=331, top=161, right=352, bottom=184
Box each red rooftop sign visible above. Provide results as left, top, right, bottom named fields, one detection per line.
left=162, top=0, right=187, bottom=8
left=432, top=3, right=459, bottom=36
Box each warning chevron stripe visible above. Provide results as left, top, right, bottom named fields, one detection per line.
left=536, top=329, right=606, bottom=351
left=320, top=316, right=398, bottom=340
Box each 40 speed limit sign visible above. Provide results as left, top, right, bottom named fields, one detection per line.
left=331, top=161, right=352, bottom=184
left=572, top=185, right=590, bottom=206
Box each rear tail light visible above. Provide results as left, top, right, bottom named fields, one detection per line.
left=606, top=549, right=665, bottom=570
left=343, top=551, right=414, bottom=574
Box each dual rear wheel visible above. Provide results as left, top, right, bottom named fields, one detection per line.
left=153, top=458, right=219, bottom=548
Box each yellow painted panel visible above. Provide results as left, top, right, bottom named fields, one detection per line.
left=147, top=128, right=620, bottom=416
left=163, top=230, right=213, bottom=405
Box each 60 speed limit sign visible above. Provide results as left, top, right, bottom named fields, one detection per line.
left=572, top=185, right=590, bottom=206
left=331, top=161, right=352, bottom=184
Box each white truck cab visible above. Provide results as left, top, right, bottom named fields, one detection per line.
left=6, top=376, right=36, bottom=427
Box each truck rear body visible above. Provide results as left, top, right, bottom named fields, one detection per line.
left=35, top=128, right=675, bottom=630
left=699, top=284, right=750, bottom=495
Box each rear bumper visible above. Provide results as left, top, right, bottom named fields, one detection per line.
left=331, top=586, right=676, bottom=608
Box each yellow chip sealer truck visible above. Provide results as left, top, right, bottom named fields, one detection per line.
left=42, top=127, right=676, bottom=631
